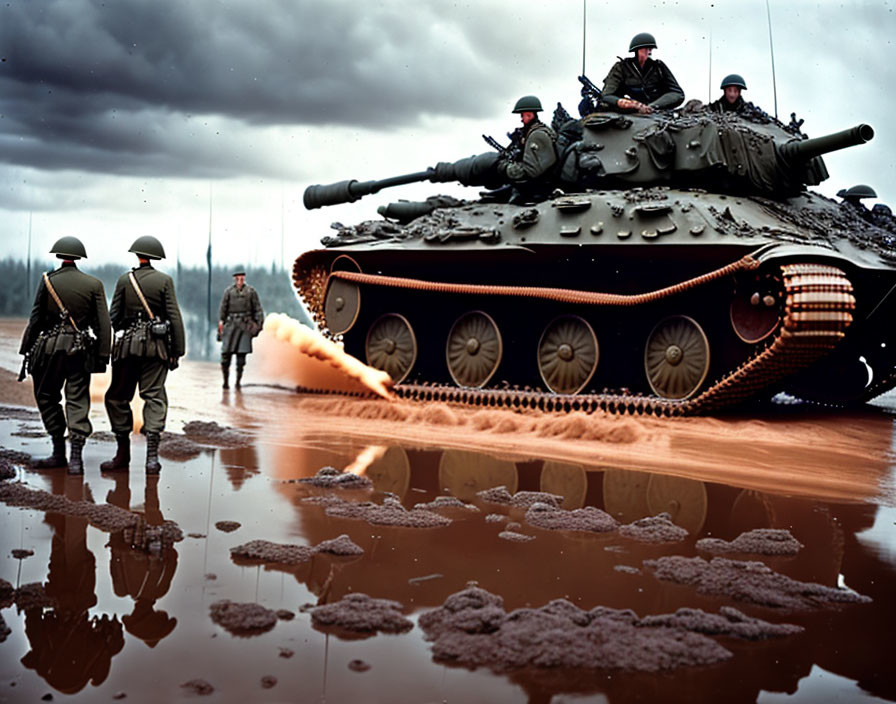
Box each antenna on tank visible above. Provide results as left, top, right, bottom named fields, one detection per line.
left=766, top=0, right=779, bottom=119
left=581, top=0, right=587, bottom=75
left=708, top=29, right=713, bottom=104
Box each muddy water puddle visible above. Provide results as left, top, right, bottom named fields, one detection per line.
left=1, top=405, right=896, bottom=704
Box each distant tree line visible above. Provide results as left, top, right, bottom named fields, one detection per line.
left=0, top=259, right=313, bottom=360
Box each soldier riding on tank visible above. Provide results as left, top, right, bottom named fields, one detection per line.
left=494, top=96, right=558, bottom=204
left=600, top=32, right=684, bottom=114
left=710, top=74, right=748, bottom=113
left=19, top=236, right=111, bottom=475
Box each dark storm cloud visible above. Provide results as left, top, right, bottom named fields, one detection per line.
left=0, top=0, right=535, bottom=177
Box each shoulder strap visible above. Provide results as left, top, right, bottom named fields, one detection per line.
left=128, top=271, right=155, bottom=320
left=43, top=272, right=80, bottom=332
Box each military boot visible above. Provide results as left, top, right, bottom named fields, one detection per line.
left=30, top=434, right=68, bottom=469
left=100, top=433, right=130, bottom=472
left=67, top=435, right=86, bottom=476
left=145, top=432, right=162, bottom=475
left=221, top=363, right=230, bottom=389
left=235, top=366, right=244, bottom=390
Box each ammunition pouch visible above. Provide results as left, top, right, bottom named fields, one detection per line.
left=113, top=319, right=169, bottom=362
left=151, top=319, right=170, bottom=339
left=26, top=323, right=97, bottom=375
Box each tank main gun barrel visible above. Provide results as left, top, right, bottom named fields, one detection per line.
left=303, top=152, right=502, bottom=210
left=779, top=124, right=874, bottom=163
left=303, top=171, right=434, bottom=210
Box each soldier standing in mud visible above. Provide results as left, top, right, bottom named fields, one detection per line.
left=19, top=236, right=111, bottom=475
left=101, top=236, right=185, bottom=475
left=709, top=74, right=748, bottom=113
left=600, top=32, right=684, bottom=114
left=495, top=96, right=558, bottom=204
left=217, top=267, right=264, bottom=390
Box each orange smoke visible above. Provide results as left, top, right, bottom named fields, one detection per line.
left=256, top=314, right=394, bottom=399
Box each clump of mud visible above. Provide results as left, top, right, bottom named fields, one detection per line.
left=231, top=534, right=363, bottom=566
left=475, top=486, right=563, bottom=508
left=641, top=606, right=804, bottom=639
left=0, top=613, right=10, bottom=643
left=209, top=600, right=278, bottom=636
left=614, top=565, right=641, bottom=575
left=11, top=548, right=34, bottom=559
left=485, top=513, right=507, bottom=523
left=182, top=420, right=252, bottom=447
left=524, top=503, right=618, bottom=533
left=499, top=529, right=535, bottom=542
left=310, top=593, right=413, bottom=635
left=15, top=582, right=55, bottom=611
left=0, top=481, right=182, bottom=552
left=619, top=513, right=689, bottom=543
left=261, top=675, right=277, bottom=689
left=696, top=529, right=804, bottom=556
left=159, top=432, right=204, bottom=461
left=180, top=679, right=214, bottom=695
left=324, top=496, right=451, bottom=528
left=276, top=610, right=294, bottom=621
left=0, top=406, right=39, bottom=421
left=0, top=482, right=136, bottom=532
left=645, top=556, right=872, bottom=610
left=316, top=534, right=365, bottom=556
left=215, top=521, right=241, bottom=533
left=416, top=586, right=780, bottom=672
left=413, top=496, right=480, bottom=512
left=11, top=426, right=44, bottom=439
left=299, top=466, right=373, bottom=490
left=0, top=448, right=31, bottom=467
left=348, top=659, right=371, bottom=672
left=535, top=412, right=642, bottom=443
left=0, top=459, right=15, bottom=481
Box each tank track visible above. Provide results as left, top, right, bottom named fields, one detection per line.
left=294, top=261, right=855, bottom=416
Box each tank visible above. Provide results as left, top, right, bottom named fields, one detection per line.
left=294, top=103, right=896, bottom=414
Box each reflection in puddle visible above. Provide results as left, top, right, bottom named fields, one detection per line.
left=1, top=403, right=895, bottom=702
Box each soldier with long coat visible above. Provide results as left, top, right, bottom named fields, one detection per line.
left=217, top=268, right=264, bottom=389
left=101, top=236, right=185, bottom=474
left=19, top=236, right=111, bottom=475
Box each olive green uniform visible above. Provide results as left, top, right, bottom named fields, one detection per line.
left=496, top=121, right=558, bottom=200
left=601, top=57, right=684, bottom=111
left=105, top=263, right=185, bottom=434
left=19, top=262, right=111, bottom=440
left=218, top=284, right=264, bottom=358
left=709, top=95, right=746, bottom=113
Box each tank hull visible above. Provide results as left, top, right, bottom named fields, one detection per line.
left=295, top=187, right=896, bottom=411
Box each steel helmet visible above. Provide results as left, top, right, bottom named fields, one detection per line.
left=720, top=74, right=747, bottom=90
left=128, top=235, right=166, bottom=260
left=837, top=184, right=877, bottom=200
left=231, top=266, right=247, bottom=276
left=49, top=236, right=87, bottom=260
left=629, top=32, right=657, bottom=52
left=512, top=95, right=543, bottom=113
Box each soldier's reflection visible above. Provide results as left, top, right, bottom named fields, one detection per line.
left=20, top=475, right=124, bottom=694
left=107, top=474, right=178, bottom=647
left=220, top=444, right=260, bottom=491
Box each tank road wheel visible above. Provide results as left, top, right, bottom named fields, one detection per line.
left=365, top=313, right=417, bottom=383
left=324, top=277, right=360, bottom=334
left=446, top=311, right=502, bottom=388
left=644, top=315, right=710, bottom=400
left=537, top=315, right=599, bottom=394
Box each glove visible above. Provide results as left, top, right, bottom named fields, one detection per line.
left=168, top=357, right=179, bottom=371
left=93, top=356, right=109, bottom=374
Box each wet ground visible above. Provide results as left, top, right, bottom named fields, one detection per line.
left=1, top=318, right=895, bottom=703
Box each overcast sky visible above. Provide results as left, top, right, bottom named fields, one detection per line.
left=1, top=0, right=894, bottom=271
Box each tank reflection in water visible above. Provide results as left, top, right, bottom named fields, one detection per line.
left=2, top=415, right=894, bottom=704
